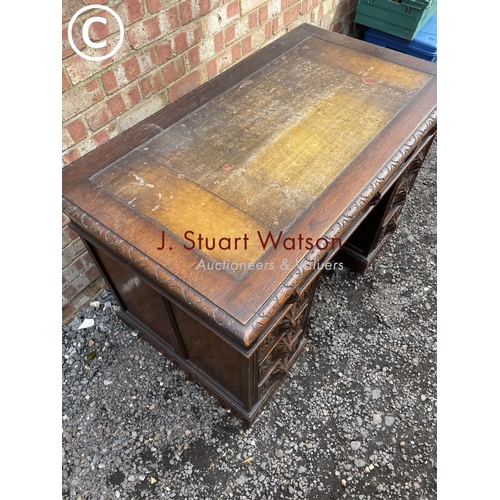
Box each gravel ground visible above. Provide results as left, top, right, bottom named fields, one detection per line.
left=62, top=140, right=437, bottom=500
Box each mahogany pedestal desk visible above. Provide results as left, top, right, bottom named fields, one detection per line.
left=62, top=24, right=437, bottom=425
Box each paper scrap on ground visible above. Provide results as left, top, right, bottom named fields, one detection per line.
left=78, top=318, right=94, bottom=329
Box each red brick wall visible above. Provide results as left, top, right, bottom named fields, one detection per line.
left=62, top=0, right=359, bottom=324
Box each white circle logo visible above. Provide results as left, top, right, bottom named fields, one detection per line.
left=68, top=6, right=124, bottom=62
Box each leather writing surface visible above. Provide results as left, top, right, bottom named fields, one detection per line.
left=93, top=37, right=429, bottom=265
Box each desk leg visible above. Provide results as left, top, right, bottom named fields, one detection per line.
left=338, top=130, right=436, bottom=273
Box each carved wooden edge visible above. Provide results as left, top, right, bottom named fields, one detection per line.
left=62, top=107, right=437, bottom=348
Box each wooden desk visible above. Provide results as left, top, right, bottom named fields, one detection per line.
left=62, top=24, right=437, bottom=425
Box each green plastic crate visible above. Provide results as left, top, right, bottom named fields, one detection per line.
left=355, top=0, right=437, bottom=41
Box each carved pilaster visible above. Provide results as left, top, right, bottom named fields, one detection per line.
left=256, top=278, right=317, bottom=400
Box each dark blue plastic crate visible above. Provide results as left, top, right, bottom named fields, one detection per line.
left=364, top=12, right=437, bottom=62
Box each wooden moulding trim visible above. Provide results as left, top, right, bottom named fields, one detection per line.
left=62, top=107, right=437, bottom=348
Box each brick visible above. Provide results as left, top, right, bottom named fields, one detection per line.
left=226, top=1, right=239, bottom=18
left=161, top=6, right=181, bottom=32
left=241, top=0, right=266, bottom=16
left=179, top=1, right=193, bottom=25
left=62, top=79, right=104, bottom=122
left=259, top=5, right=269, bottom=23
left=62, top=69, right=70, bottom=92
left=169, top=69, right=203, bottom=102
left=62, top=148, right=81, bottom=165
left=107, top=93, right=127, bottom=117
left=186, top=46, right=201, bottom=70
left=92, top=128, right=111, bottom=148
left=121, top=84, right=142, bottom=108
left=206, top=58, right=217, bottom=79
left=174, top=31, right=189, bottom=54
left=300, top=0, right=309, bottom=15
left=231, top=43, right=242, bottom=63
left=225, top=24, right=236, bottom=44
left=161, top=57, right=187, bottom=85
left=118, top=92, right=168, bottom=130
left=264, top=21, right=272, bottom=39
left=144, top=15, right=162, bottom=41
left=123, top=56, right=141, bottom=81
left=242, top=35, right=252, bottom=55
left=199, top=0, right=213, bottom=16
left=102, top=69, right=119, bottom=94
left=214, top=31, right=224, bottom=52
left=140, top=70, right=166, bottom=98
left=62, top=126, right=73, bottom=151
left=156, top=40, right=173, bottom=64
left=272, top=16, right=282, bottom=34
left=66, top=118, right=87, bottom=143
left=146, top=0, right=162, bottom=13
left=331, top=20, right=341, bottom=32
left=119, top=0, right=145, bottom=25
left=284, top=4, right=300, bottom=25
left=248, top=11, right=258, bottom=30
